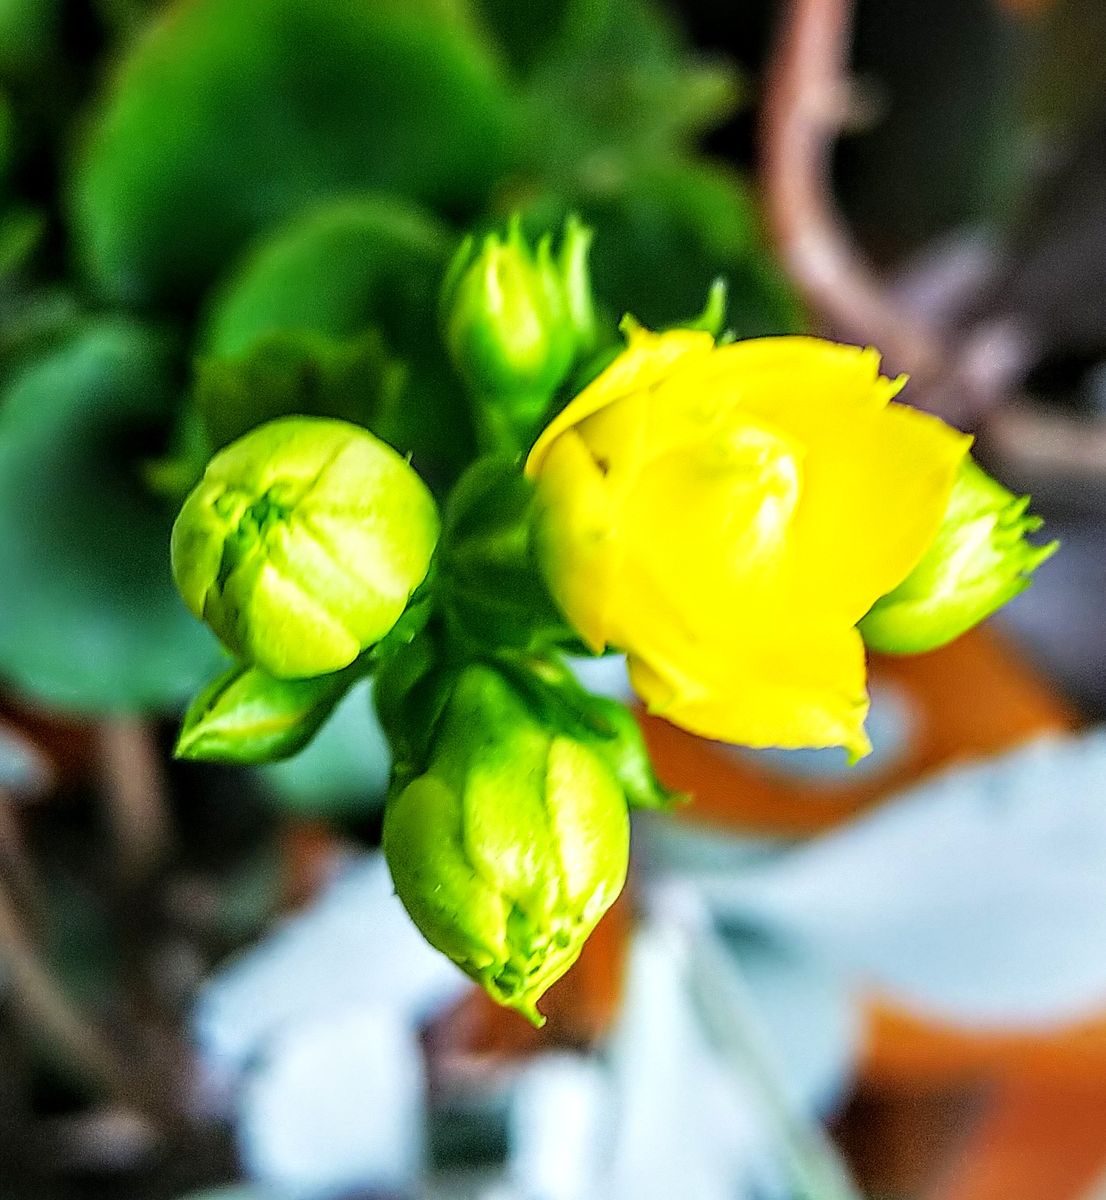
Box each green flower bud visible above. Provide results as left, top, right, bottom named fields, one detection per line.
left=859, top=457, right=1058, bottom=655
left=383, top=663, right=630, bottom=1025
left=175, top=661, right=353, bottom=764
left=171, top=416, right=438, bottom=678
left=442, top=216, right=595, bottom=452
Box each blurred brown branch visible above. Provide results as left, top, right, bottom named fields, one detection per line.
left=97, top=718, right=172, bottom=884
left=760, top=0, right=942, bottom=379
left=759, top=0, right=1106, bottom=493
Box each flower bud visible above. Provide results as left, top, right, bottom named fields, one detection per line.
left=383, top=663, right=630, bottom=1024
left=171, top=416, right=438, bottom=678
left=175, top=662, right=352, bottom=764
left=442, top=217, right=594, bottom=451
left=859, top=457, right=1057, bottom=655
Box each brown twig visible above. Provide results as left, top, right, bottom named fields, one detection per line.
left=97, top=719, right=172, bottom=883
left=0, top=793, right=44, bottom=920
left=759, top=0, right=943, bottom=380
left=0, top=868, right=133, bottom=1103
left=757, top=0, right=1106, bottom=464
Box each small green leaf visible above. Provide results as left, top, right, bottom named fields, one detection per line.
left=176, top=662, right=356, bottom=765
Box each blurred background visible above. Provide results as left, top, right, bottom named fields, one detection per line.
left=2, top=0, right=1106, bottom=1197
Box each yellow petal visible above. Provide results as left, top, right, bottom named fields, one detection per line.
left=611, top=413, right=804, bottom=622
left=627, top=617, right=871, bottom=759
left=687, top=338, right=971, bottom=621
left=531, top=429, right=620, bottom=650
left=526, top=327, right=714, bottom=476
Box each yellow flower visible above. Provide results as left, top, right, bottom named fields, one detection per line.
left=525, top=329, right=972, bottom=758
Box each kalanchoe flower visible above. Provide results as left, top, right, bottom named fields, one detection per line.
left=382, top=662, right=630, bottom=1025
left=526, top=329, right=976, bottom=759
left=859, top=457, right=1058, bottom=654
left=171, top=416, right=438, bottom=678
left=441, top=216, right=596, bottom=452
left=175, top=661, right=355, bottom=764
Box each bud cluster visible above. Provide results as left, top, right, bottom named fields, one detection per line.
left=166, top=212, right=1055, bottom=1023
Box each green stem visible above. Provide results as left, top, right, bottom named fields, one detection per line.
left=685, top=925, right=864, bottom=1200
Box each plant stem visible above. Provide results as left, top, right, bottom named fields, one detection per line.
left=686, top=928, right=865, bottom=1200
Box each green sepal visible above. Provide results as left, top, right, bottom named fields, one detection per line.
left=175, top=660, right=362, bottom=765
left=372, top=616, right=455, bottom=788
left=494, top=653, right=679, bottom=811
left=438, top=455, right=578, bottom=654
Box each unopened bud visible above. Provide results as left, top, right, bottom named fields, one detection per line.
left=171, top=416, right=438, bottom=678
left=383, top=663, right=629, bottom=1025
left=175, top=662, right=352, bottom=764
left=442, top=217, right=595, bottom=451
left=860, top=457, right=1057, bottom=654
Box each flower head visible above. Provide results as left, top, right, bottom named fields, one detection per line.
left=526, top=329, right=973, bottom=758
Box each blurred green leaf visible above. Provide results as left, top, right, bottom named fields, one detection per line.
left=195, top=329, right=406, bottom=452
left=0, top=206, right=44, bottom=279
left=259, top=680, right=390, bottom=819
left=202, top=195, right=474, bottom=474
left=0, top=287, right=83, bottom=383
left=471, top=0, right=570, bottom=75
left=0, top=91, right=12, bottom=188
left=517, top=0, right=740, bottom=173
left=0, top=0, right=62, bottom=80
left=70, top=0, right=517, bottom=308
left=95, top=0, right=166, bottom=43
left=202, top=196, right=453, bottom=357
left=521, top=158, right=802, bottom=336
left=0, top=319, right=221, bottom=711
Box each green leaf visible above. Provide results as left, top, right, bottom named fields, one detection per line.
left=0, top=0, right=62, bottom=80
left=471, top=0, right=570, bottom=75
left=0, top=205, right=44, bottom=280
left=520, top=158, right=803, bottom=337
left=0, top=319, right=221, bottom=712
left=176, top=662, right=357, bottom=765
left=517, top=0, right=741, bottom=168
left=202, top=196, right=454, bottom=356
left=201, top=195, right=474, bottom=474
left=69, top=0, right=517, bottom=308
left=194, top=329, right=406, bottom=452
